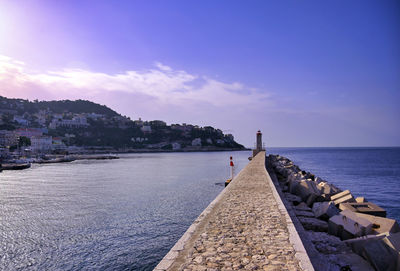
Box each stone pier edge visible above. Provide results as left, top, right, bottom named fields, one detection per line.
left=154, top=162, right=246, bottom=271
left=262, top=161, right=315, bottom=271
left=154, top=153, right=314, bottom=271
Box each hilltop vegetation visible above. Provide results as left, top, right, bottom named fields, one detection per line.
left=0, top=96, right=119, bottom=116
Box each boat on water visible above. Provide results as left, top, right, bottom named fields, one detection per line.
left=0, top=157, right=32, bottom=171
left=1, top=163, right=31, bottom=170
left=36, top=156, right=75, bottom=164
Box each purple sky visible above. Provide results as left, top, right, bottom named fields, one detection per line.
left=0, top=0, right=399, bottom=147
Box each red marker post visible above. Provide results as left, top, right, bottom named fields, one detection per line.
left=230, top=156, right=235, bottom=180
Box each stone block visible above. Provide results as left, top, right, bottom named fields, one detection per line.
left=363, top=239, right=399, bottom=271
left=298, top=217, right=328, bottom=232
left=288, top=179, right=301, bottom=194
left=345, top=233, right=400, bottom=271
left=331, top=190, right=356, bottom=206
left=294, top=180, right=321, bottom=202
left=287, top=172, right=301, bottom=184
left=356, top=197, right=366, bottom=203
left=319, top=193, right=331, bottom=202
left=328, top=210, right=373, bottom=240
left=295, top=210, right=315, bottom=218
left=294, top=202, right=312, bottom=211
left=317, top=182, right=342, bottom=197
left=333, top=193, right=356, bottom=206
left=351, top=212, right=400, bottom=235
left=283, top=192, right=302, bottom=205
left=293, top=180, right=309, bottom=199
left=317, top=182, right=331, bottom=194
left=339, top=202, right=387, bottom=217
left=312, top=201, right=340, bottom=220
left=314, top=176, right=325, bottom=184
left=384, top=232, right=400, bottom=251
left=305, top=194, right=317, bottom=207
left=345, top=234, right=386, bottom=255
left=331, top=190, right=352, bottom=201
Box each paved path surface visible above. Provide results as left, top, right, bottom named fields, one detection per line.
left=155, top=152, right=308, bottom=271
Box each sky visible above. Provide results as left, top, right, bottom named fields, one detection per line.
left=0, top=0, right=399, bottom=147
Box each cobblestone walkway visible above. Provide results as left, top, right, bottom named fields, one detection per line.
left=158, top=152, right=303, bottom=271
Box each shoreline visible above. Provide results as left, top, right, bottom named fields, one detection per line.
left=83, top=146, right=250, bottom=154
left=0, top=148, right=250, bottom=171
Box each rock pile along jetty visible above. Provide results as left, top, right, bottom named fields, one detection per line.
left=267, top=154, right=400, bottom=271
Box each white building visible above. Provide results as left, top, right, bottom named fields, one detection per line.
left=172, top=142, right=181, bottom=150
left=30, top=135, right=53, bottom=152
left=141, top=125, right=152, bottom=133
left=216, top=139, right=225, bottom=145
left=13, top=115, right=29, bottom=126
left=49, top=116, right=89, bottom=129
left=191, top=138, right=202, bottom=146
left=87, top=113, right=103, bottom=120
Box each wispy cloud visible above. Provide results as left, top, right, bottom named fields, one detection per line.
left=0, top=55, right=270, bottom=107
left=2, top=55, right=397, bottom=147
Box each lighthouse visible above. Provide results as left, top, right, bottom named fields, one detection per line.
left=252, top=130, right=265, bottom=157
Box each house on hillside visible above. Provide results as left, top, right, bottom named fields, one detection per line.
left=141, top=125, right=152, bottom=133
left=13, top=115, right=29, bottom=126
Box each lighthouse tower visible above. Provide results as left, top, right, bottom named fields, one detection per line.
left=252, top=130, right=265, bottom=157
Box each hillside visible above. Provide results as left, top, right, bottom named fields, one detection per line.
left=0, top=96, right=245, bottom=152
left=0, top=96, right=119, bottom=117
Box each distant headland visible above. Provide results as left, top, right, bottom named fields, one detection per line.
left=0, top=96, right=246, bottom=159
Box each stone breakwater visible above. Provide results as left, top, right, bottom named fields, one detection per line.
left=267, top=154, right=400, bottom=271
left=154, top=151, right=313, bottom=271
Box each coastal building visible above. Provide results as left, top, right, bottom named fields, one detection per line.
left=192, top=138, right=202, bottom=146
left=0, top=130, right=18, bottom=147
left=86, top=113, right=103, bottom=120
left=13, top=115, right=29, bottom=126
left=34, top=110, right=48, bottom=125
left=132, top=137, right=146, bottom=143
left=30, top=135, right=53, bottom=153
left=171, top=124, right=185, bottom=131
left=37, top=116, right=47, bottom=126
left=49, top=115, right=89, bottom=129
left=133, top=117, right=144, bottom=126
left=141, top=125, right=152, bottom=133
left=149, top=120, right=167, bottom=127
left=216, top=139, right=225, bottom=145
left=15, top=128, right=43, bottom=138
left=52, top=137, right=66, bottom=151
left=53, top=113, right=63, bottom=120
left=0, top=108, right=17, bottom=115
left=172, top=142, right=181, bottom=150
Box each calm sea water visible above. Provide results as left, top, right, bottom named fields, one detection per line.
left=269, top=147, right=400, bottom=223
left=0, top=148, right=399, bottom=270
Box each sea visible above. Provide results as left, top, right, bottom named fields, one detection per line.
left=0, top=147, right=399, bottom=270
